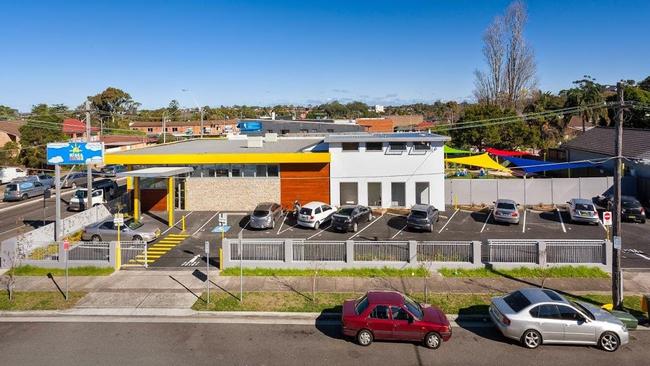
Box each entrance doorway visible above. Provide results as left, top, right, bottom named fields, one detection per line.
left=415, top=182, right=430, bottom=205
left=340, top=182, right=358, bottom=205
left=367, top=182, right=382, bottom=207
left=391, top=182, right=406, bottom=207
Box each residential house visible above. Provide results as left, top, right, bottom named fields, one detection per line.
left=130, top=119, right=239, bottom=136
left=356, top=118, right=394, bottom=133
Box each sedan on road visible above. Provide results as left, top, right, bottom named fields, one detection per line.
left=61, top=172, right=88, bottom=189
left=332, top=205, right=373, bottom=232
left=249, top=202, right=283, bottom=229
left=342, top=291, right=451, bottom=349
left=493, top=199, right=520, bottom=224
left=567, top=198, right=599, bottom=224
left=81, top=218, right=161, bottom=242
left=489, top=288, right=629, bottom=352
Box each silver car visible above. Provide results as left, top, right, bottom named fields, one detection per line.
left=249, top=202, right=283, bottom=229
left=493, top=199, right=520, bottom=224
left=490, top=288, right=629, bottom=352
left=81, top=218, right=161, bottom=242
left=567, top=198, right=599, bottom=224
left=3, top=180, right=50, bottom=201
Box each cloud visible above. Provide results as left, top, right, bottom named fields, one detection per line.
left=86, top=157, right=103, bottom=164
left=48, top=156, right=64, bottom=164
left=331, top=88, right=349, bottom=94
left=48, top=143, right=69, bottom=149
left=85, top=143, right=103, bottom=152
left=384, top=93, right=398, bottom=98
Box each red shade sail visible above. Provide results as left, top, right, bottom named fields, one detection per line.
left=485, top=147, right=533, bottom=157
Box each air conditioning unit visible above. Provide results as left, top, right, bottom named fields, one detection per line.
left=264, top=133, right=278, bottom=142
left=247, top=136, right=263, bottom=148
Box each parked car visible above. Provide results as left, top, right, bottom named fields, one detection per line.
left=406, top=204, right=440, bottom=232
left=0, top=166, right=27, bottom=184
left=81, top=218, right=161, bottom=242
left=297, top=201, right=335, bottom=229
left=13, top=174, right=54, bottom=189
left=92, top=178, right=118, bottom=199
left=99, top=165, right=126, bottom=177
left=3, top=180, right=50, bottom=201
left=249, top=202, right=283, bottom=229
left=493, top=199, right=520, bottom=224
left=567, top=198, right=599, bottom=224
left=60, top=172, right=88, bottom=189
left=489, top=288, right=629, bottom=352
left=332, top=205, right=373, bottom=232
left=68, top=188, right=105, bottom=211
left=594, top=194, right=646, bottom=223
left=342, top=291, right=452, bottom=348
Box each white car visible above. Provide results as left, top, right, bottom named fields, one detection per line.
left=0, top=167, right=27, bottom=184
left=297, top=201, right=335, bottom=229
left=68, top=188, right=105, bottom=211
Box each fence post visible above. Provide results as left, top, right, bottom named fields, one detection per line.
left=284, top=239, right=293, bottom=263
left=538, top=240, right=547, bottom=266
left=109, top=241, right=117, bottom=268
left=605, top=240, right=613, bottom=268
left=222, top=239, right=231, bottom=268
left=408, top=241, right=417, bottom=263
left=345, top=240, right=354, bottom=263
left=472, top=241, right=482, bottom=266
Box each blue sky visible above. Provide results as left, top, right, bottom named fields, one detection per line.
left=1, top=0, right=648, bottom=112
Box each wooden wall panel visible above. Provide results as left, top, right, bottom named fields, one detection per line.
left=280, top=163, right=330, bottom=209
left=141, top=189, right=167, bottom=212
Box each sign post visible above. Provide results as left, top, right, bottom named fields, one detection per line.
left=205, top=241, right=210, bottom=304
left=603, top=211, right=612, bottom=226
left=114, top=213, right=124, bottom=270
left=238, top=230, right=243, bottom=303
left=63, top=239, right=70, bottom=300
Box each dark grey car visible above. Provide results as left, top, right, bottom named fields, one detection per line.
left=61, top=172, right=88, bottom=189
left=332, top=205, right=373, bottom=232
left=249, top=202, right=283, bottom=229
left=406, top=204, right=439, bottom=232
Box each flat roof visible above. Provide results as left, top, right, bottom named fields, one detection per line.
left=113, top=138, right=323, bottom=155
left=117, top=167, right=194, bottom=178
left=324, top=132, right=450, bottom=143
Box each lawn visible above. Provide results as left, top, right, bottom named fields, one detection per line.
left=11, top=265, right=114, bottom=276
left=219, top=267, right=429, bottom=278
left=0, top=291, right=85, bottom=310
left=438, top=266, right=609, bottom=279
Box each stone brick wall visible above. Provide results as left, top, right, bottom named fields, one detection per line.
left=185, top=177, right=280, bottom=211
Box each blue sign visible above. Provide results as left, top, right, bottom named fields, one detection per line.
left=211, top=225, right=231, bottom=233
left=46, top=142, right=104, bottom=165
left=237, top=121, right=262, bottom=132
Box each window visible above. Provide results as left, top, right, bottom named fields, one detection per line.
left=300, top=129, right=308, bottom=133
left=299, top=208, right=312, bottom=215
left=542, top=290, right=563, bottom=301
left=311, top=129, right=317, bottom=133
left=389, top=142, right=406, bottom=152
left=231, top=165, right=242, bottom=177
left=147, top=128, right=153, bottom=132
left=281, top=129, right=290, bottom=134
left=530, top=304, right=560, bottom=319
left=412, top=141, right=430, bottom=151
left=172, top=127, right=178, bottom=132
left=391, top=182, right=406, bottom=207
left=267, top=165, right=279, bottom=177
left=100, top=222, right=114, bottom=230
left=320, top=205, right=331, bottom=212
left=315, top=207, right=322, bottom=215
left=342, top=142, right=359, bottom=151
left=355, top=296, right=369, bottom=314
left=391, top=306, right=410, bottom=321
left=256, top=165, right=267, bottom=177
left=242, top=165, right=256, bottom=177
left=503, top=291, right=531, bottom=313
left=403, top=295, right=423, bottom=319
left=365, top=142, right=383, bottom=151
left=164, top=128, right=168, bottom=132
left=215, top=165, right=229, bottom=177
left=327, top=129, right=334, bottom=133
left=557, top=305, right=583, bottom=321
left=369, top=305, right=390, bottom=320
left=368, top=182, right=381, bottom=206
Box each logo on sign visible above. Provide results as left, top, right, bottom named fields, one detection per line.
left=63, top=240, right=70, bottom=251
left=603, top=211, right=612, bottom=226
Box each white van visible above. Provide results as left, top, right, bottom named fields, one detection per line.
left=0, top=167, right=28, bottom=184
left=68, top=188, right=105, bottom=211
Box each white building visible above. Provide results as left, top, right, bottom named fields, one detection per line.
left=325, top=132, right=449, bottom=210
left=374, top=105, right=385, bottom=113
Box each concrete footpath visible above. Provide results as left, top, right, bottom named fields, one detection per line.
left=7, top=270, right=650, bottom=311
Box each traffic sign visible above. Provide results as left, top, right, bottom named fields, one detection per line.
left=63, top=240, right=70, bottom=251
left=603, top=211, right=612, bottom=226
left=204, top=241, right=210, bottom=253
left=113, top=213, right=124, bottom=226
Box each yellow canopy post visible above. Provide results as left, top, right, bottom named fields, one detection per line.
left=445, top=153, right=511, bottom=172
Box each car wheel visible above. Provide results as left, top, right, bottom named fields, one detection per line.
left=599, top=331, right=620, bottom=352
left=271, top=219, right=275, bottom=229
left=21, top=194, right=28, bottom=201
left=91, top=235, right=102, bottom=242
left=71, top=182, right=76, bottom=189
left=314, top=221, right=321, bottom=230
left=133, top=235, right=143, bottom=242
left=423, top=332, right=442, bottom=349
left=368, top=214, right=373, bottom=221
left=352, top=222, right=358, bottom=232
left=357, top=329, right=373, bottom=346
left=521, top=329, right=542, bottom=349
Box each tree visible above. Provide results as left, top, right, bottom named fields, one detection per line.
left=474, top=1, right=536, bottom=110
left=606, top=83, right=650, bottom=128
left=561, top=76, right=608, bottom=129
left=0, top=141, right=20, bottom=166
left=0, top=105, right=18, bottom=119
left=18, top=104, right=67, bottom=169
left=638, top=76, right=650, bottom=92
left=88, top=87, right=138, bottom=130
left=167, top=99, right=180, bottom=121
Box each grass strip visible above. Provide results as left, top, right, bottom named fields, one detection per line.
left=219, top=267, right=429, bottom=277
left=0, top=291, right=85, bottom=310
left=12, top=265, right=114, bottom=276
left=438, top=266, right=609, bottom=279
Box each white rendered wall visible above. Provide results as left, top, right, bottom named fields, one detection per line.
left=329, top=141, right=446, bottom=211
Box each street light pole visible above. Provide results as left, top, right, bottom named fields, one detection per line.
left=162, top=111, right=168, bottom=144
left=181, top=89, right=204, bottom=138
left=85, top=101, right=93, bottom=211
left=612, top=82, right=625, bottom=309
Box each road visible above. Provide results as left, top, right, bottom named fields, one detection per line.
left=0, top=322, right=646, bottom=366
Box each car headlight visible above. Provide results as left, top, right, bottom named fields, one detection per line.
left=621, top=324, right=628, bottom=332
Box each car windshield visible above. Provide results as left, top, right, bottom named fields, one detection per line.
left=410, top=210, right=427, bottom=218
left=6, top=184, right=17, bottom=192
left=355, top=295, right=369, bottom=314
left=497, top=203, right=516, bottom=210
left=75, top=190, right=88, bottom=198
left=299, top=208, right=312, bottom=215
left=403, top=295, right=423, bottom=319
left=575, top=203, right=595, bottom=211
left=622, top=199, right=640, bottom=208
left=253, top=210, right=270, bottom=217
left=571, top=301, right=595, bottom=320
left=337, top=207, right=355, bottom=216
left=125, top=219, right=143, bottom=230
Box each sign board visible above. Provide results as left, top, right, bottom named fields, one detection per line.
left=113, top=213, right=124, bottom=226
left=63, top=240, right=70, bottom=251
left=218, top=213, right=228, bottom=226
left=603, top=211, right=612, bottom=226
left=46, top=142, right=104, bottom=165
left=204, top=241, right=210, bottom=253
left=211, top=225, right=231, bottom=233
left=613, top=236, right=621, bottom=250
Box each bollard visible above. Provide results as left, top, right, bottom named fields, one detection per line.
left=181, top=215, right=186, bottom=232
left=219, top=248, right=223, bottom=270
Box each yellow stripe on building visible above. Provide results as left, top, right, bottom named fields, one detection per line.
left=105, top=152, right=331, bottom=165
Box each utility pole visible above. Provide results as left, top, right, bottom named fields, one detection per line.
left=612, top=82, right=624, bottom=309
left=162, top=112, right=167, bottom=144
left=200, top=107, right=205, bottom=139
left=85, top=101, right=93, bottom=211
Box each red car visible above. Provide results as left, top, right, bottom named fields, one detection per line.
left=341, top=291, right=451, bottom=348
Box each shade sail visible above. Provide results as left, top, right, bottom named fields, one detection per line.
left=445, top=153, right=511, bottom=172
left=444, top=145, right=472, bottom=154
left=486, top=147, right=532, bottom=157
left=506, top=157, right=601, bottom=174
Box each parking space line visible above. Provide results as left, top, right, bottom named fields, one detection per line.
left=438, top=209, right=459, bottom=233
left=556, top=208, right=567, bottom=233
left=522, top=209, right=527, bottom=233
left=238, top=219, right=250, bottom=234
left=192, top=211, right=220, bottom=236
left=276, top=213, right=288, bottom=235
left=307, top=223, right=332, bottom=240
left=349, top=213, right=384, bottom=239
left=480, top=210, right=492, bottom=233
left=390, top=224, right=407, bottom=239
left=160, top=211, right=194, bottom=236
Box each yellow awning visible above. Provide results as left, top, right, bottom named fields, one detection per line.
left=445, top=152, right=511, bottom=172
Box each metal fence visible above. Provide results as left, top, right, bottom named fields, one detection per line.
left=68, top=242, right=111, bottom=262
left=417, top=241, right=473, bottom=262
left=354, top=241, right=409, bottom=262
left=486, top=240, right=538, bottom=263
left=546, top=240, right=605, bottom=264
left=120, top=241, right=148, bottom=267
left=293, top=241, right=346, bottom=261
left=230, top=239, right=285, bottom=261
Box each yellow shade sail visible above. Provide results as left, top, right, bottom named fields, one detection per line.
left=445, top=152, right=511, bottom=172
